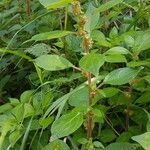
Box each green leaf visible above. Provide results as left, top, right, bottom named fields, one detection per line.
left=39, top=116, right=54, bottom=128
left=65, top=35, right=82, bottom=52
left=0, top=48, right=32, bottom=60
left=144, top=75, right=150, bottom=83
left=135, top=92, right=150, bottom=104
left=143, top=110, right=150, bottom=132
left=11, top=104, right=24, bottom=122
left=116, top=132, right=132, bottom=142
left=43, top=140, right=70, bottom=150
left=84, top=2, right=99, bottom=34
left=104, top=55, right=127, bottom=63
left=133, top=29, right=150, bottom=52
left=100, top=129, right=116, bottom=143
left=35, top=55, right=73, bottom=71
left=98, top=87, right=120, bottom=98
left=24, top=103, right=35, bottom=118
left=109, top=27, right=118, bottom=39
left=91, top=30, right=105, bottom=41
left=79, top=53, right=104, bottom=76
left=25, top=31, right=72, bottom=42
left=51, top=110, right=83, bottom=139
left=93, top=109, right=104, bottom=123
left=127, top=60, right=150, bottom=67
left=39, top=0, right=73, bottom=9
left=9, top=98, right=20, bottom=106
left=9, top=130, right=22, bottom=146
left=0, top=103, right=13, bottom=114
left=105, top=46, right=130, bottom=55
left=132, top=132, right=150, bottom=150
left=104, top=67, right=142, bottom=85
left=105, top=143, right=136, bottom=150
left=25, top=43, right=51, bottom=57
left=91, top=30, right=111, bottom=47
left=95, top=0, right=123, bottom=13
left=93, top=141, right=104, bottom=148
left=0, top=75, right=11, bottom=90
left=20, top=90, right=34, bottom=103
left=68, top=86, right=88, bottom=107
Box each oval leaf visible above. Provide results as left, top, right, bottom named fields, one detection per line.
left=39, top=0, right=73, bottom=9
left=43, top=140, right=70, bottom=150
left=35, top=55, right=73, bottom=71
left=79, top=53, right=104, bottom=76
left=105, top=142, right=136, bottom=150
left=104, top=55, right=127, bottom=63
left=132, top=132, right=150, bottom=150
left=51, top=110, right=83, bottom=139
left=104, top=67, right=142, bottom=85
left=25, top=30, right=72, bottom=42
left=105, top=46, right=130, bottom=55
left=68, top=86, right=88, bottom=107
left=95, top=0, right=123, bottom=13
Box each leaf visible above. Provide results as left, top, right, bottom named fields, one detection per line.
left=91, top=30, right=111, bottom=47
left=144, top=75, right=150, bottom=83
left=0, top=103, right=13, bottom=114
left=51, top=110, right=83, bottom=139
left=93, top=141, right=104, bottom=148
left=43, top=140, right=70, bottom=150
left=35, top=55, right=73, bottom=71
left=84, top=2, right=99, bottom=34
left=132, top=132, right=150, bottom=150
left=95, top=0, right=123, bottom=14
left=65, top=35, right=82, bottom=52
left=20, top=118, right=33, bottom=150
left=68, top=86, right=88, bottom=107
left=116, top=132, right=132, bottom=142
left=79, top=53, right=104, bottom=76
left=20, top=90, right=34, bottom=103
left=24, top=103, right=35, bottom=118
left=39, top=116, right=54, bottom=128
left=9, top=98, right=20, bottom=106
left=25, top=31, right=72, bottom=42
left=93, top=109, right=104, bottom=123
left=105, top=46, right=130, bottom=55
left=9, top=130, right=22, bottom=146
left=0, top=48, right=32, bottom=60
left=104, top=142, right=136, bottom=150
left=135, top=92, right=150, bottom=104
left=133, top=29, right=150, bottom=52
left=39, top=0, right=73, bottom=9
left=0, top=75, right=11, bottom=90
left=109, top=27, right=118, bottom=39
left=98, top=87, right=120, bottom=98
left=143, top=109, right=150, bottom=132
left=127, top=60, right=150, bottom=67
left=25, top=43, right=51, bottom=57
left=100, top=129, right=116, bottom=143
left=11, top=104, right=24, bottom=122
left=91, top=30, right=105, bottom=41
left=0, top=115, right=15, bottom=150
left=104, top=67, right=142, bottom=85
left=104, top=55, right=127, bottom=63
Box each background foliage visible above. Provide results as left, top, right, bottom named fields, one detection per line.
left=0, top=0, right=150, bottom=149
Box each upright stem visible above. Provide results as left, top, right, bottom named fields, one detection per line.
left=125, top=88, right=132, bottom=131
left=71, top=0, right=93, bottom=141
left=26, top=0, right=31, bottom=18
left=87, top=72, right=93, bottom=139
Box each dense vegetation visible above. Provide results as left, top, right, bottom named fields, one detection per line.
left=0, top=0, right=150, bottom=149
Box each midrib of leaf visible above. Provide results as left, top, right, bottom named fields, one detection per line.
left=47, top=0, right=73, bottom=9
left=55, top=112, right=81, bottom=130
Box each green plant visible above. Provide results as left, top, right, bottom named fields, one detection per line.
left=0, top=0, right=150, bottom=150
